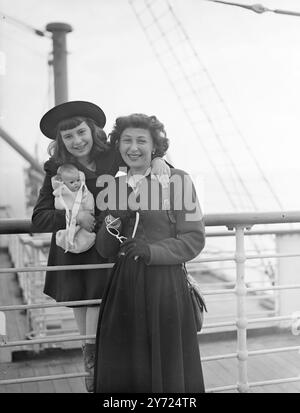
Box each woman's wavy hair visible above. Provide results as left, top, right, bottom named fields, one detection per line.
left=48, top=116, right=109, bottom=164
left=109, top=113, right=169, bottom=158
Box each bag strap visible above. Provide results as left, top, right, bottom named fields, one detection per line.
left=161, top=181, right=177, bottom=239
left=162, top=177, right=207, bottom=313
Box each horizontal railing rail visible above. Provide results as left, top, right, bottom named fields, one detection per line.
left=2, top=210, right=300, bottom=234
left=1, top=211, right=300, bottom=392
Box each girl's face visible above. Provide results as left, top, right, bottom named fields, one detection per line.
left=119, top=127, right=155, bottom=174
left=60, top=121, right=93, bottom=162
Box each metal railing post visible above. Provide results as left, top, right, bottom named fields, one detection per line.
left=235, top=225, right=249, bottom=392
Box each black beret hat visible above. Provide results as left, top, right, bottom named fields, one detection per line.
left=39, top=100, right=106, bottom=139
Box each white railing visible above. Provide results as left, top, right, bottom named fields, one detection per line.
left=6, top=234, right=78, bottom=346
left=5, top=232, right=277, bottom=342
left=1, top=211, right=300, bottom=392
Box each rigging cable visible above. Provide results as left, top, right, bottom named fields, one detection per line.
left=129, top=0, right=285, bottom=213
left=128, top=0, right=277, bottom=272
left=204, top=1, right=300, bottom=17
left=129, top=0, right=240, bottom=210
left=0, top=12, right=51, bottom=38
left=167, top=1, right=285, bottom=212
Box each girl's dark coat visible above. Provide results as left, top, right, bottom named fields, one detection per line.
left=31, top=148, right=124, bottom=302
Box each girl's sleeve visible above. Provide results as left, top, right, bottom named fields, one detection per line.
left=148, top=172, right=205, bottom=265
left=31, top=160, right=66, bottom=232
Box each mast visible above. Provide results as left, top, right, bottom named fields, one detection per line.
left=0, top=18, right=73, bottom=217
left=46, top=22, right=73, bottom=104
left=0, top=21, right=73, bottom=173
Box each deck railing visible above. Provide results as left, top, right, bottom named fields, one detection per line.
left=1, top=211, right=300, bottom=392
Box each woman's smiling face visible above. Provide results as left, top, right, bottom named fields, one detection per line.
left=60, top=121, right=93, bottom=162
left=119, top=127, right=155, bottom=174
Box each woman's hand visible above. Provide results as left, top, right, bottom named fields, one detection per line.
left=151, top=157, right=170, bottom=187
left=120, top=238, right=150, bottom=261
left=76, top=211, right=95, bottom=232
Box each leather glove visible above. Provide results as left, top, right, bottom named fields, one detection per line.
left=120, top=238, right=150, bottom=262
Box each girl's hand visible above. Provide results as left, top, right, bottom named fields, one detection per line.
left=76, top=211, right=95, bottom=232
left=151, top=157, right=170, bottom=187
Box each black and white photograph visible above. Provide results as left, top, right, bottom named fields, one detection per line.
left=1, top=0, right=300, bottom=396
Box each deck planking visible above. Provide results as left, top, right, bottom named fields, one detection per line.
left=0, top=251, right=28, bottom=353
left=0, top=331, right=299, bottom=393
left=201, top=328, right=300, bottom=392
left=32, top=363, right=56, bottom=393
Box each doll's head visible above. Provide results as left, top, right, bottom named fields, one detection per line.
left=57, top=164, right=82, bottom=192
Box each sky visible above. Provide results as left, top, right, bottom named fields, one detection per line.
left=1, top=0, right=300, bottom=216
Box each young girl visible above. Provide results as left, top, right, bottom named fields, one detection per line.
left=32, top=101, right=170, bottom=392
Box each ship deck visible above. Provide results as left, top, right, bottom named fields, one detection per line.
left=1, top=250, right=300, bottom=393
left=1, top=330, right=300, bottom=393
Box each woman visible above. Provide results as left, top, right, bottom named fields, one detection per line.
left=94, top=113, right=205, bottom=393
left=31, top=101, right=170, bottom=392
